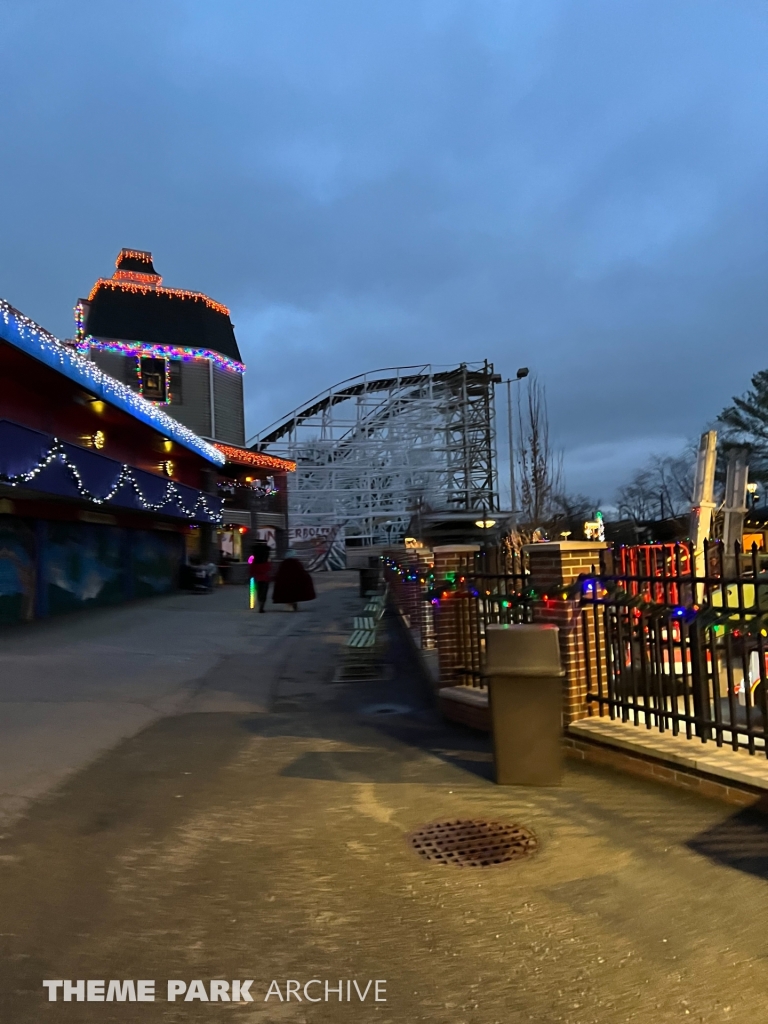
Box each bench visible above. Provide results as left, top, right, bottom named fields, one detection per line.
left=338, top=587, right=389, bottom=680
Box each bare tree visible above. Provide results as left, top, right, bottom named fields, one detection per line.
left=516, top=376, right=563, bottom=525
left=615, top=449, right=695, bottom=523
left=548, top=492, right=600, bottom=537
left=615, top=468, right=658, bottom=523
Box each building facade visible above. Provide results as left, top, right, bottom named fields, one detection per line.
left=77, top=249, right=246, bottom=445
left=0, top=298, right=224, bottom=624
left=213, top=442, right=295, bottom=569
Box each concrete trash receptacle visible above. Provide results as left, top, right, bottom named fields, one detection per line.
left=485, top=623, right=564, bottom=786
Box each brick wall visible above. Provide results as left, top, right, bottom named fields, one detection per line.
left=384, top=546, right=435, bottom=649
left=525, top=541, right=608, bottom=725
left=564, top=733, right=762, bottom=808
left=388, top=540, right=610, bottom=719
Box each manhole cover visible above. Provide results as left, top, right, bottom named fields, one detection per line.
left=406, top=819, right=537, bottom=868
left=360, top=703, right=411, bottom=716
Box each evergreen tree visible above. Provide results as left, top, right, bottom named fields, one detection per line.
left=718, top=369, right=768, bottom=483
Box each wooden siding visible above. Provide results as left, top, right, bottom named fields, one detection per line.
left=213, top=365, right=245, bottom=444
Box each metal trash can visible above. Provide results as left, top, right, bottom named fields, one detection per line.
left=485, top=623, right=564, bottom=786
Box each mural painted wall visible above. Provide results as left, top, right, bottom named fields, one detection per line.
left=0, top=515, right=184, bottom=624
left=0, top=517, right=36, bottom=624
left=45, top=521, right=126, bottom=615
left=288, top=524, right=346, bottom=571
left=132, top=530, right=183, bottom=598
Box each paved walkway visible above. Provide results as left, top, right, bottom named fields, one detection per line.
left=0, top=576, right=358, bottom=825
left=1, top=573, right=768, bottom=1022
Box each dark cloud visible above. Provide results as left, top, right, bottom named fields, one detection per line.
left=2, top=0, right=767, bottom=501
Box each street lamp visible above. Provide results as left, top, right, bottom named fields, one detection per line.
left=506, top=367, right=529, bottom=527
left=475, top=516, right=497, bottom=529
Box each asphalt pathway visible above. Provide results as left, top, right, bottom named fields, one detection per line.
left=0, top=573, right=767, bottom=1023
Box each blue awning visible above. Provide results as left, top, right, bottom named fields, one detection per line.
left=0, top=419, right=222, bottom=524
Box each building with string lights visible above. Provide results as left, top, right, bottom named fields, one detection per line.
left=75, top=248, right=295, bottom=565
left=0, top=298, right=225, bottom=624
left=76, top=249, right=245, bottom=445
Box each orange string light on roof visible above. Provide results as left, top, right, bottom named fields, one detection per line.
left=119, top=249, right=155, bottom=264
left=114, top=270, right=162, bottom=285
left=213, top=443, right=296, bottom=472
left=88, top=278, right=231, bottom=316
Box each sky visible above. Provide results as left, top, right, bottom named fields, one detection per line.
left=2, top=0, right=768, bottom=507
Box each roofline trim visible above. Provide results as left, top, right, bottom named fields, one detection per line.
left=88, top=277, right=230, bottom=316
left=84, top=336, right=246, bottom=374
left=0, top=298, right=225, bottom=467
left=213, top=442, right=296, bottom=473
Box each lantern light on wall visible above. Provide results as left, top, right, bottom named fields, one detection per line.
left=81, top=430, right=106, bottom=450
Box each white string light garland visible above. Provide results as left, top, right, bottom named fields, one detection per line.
left=1, top=299, right=225, bottom=466
left=1, top=438, right=222, bottom=522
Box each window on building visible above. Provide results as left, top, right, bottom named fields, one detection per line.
left=139, top=357, right=168, bottom=402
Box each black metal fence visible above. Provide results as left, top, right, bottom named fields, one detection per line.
left=454, top=550, right=533, bottom=687
left=581, top=540, right=768, bottom=756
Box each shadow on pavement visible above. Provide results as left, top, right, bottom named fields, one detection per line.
left=687, top=801, right=768, bottom=880
left=244, top=611, right=495, bottom=783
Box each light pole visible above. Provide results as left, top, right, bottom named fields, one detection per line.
left=506, top=367, right=529, bottom=527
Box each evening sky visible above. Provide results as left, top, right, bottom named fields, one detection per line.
left=1, top=0, right=766, bottom=504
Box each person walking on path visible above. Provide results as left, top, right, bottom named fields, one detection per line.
left=249, top=541, right=273, bottom=613
left=272, top=548, right=316, bottom=611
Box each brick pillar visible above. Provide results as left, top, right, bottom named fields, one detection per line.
left=410, top=549, right=435, bottom=649
left=432, top=545, right=480, bottom=685
left=417, top=551, right=437, bottom=650
left=524, top=541, right=607, bottom=725
left=384, top=546, right=434, bottom=648
left=383, top=545, right=408, bottom=613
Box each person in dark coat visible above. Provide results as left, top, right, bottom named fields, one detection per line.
left=249, top=541, right=273, bottom=613
left=272, top=549, right=316, bottom=611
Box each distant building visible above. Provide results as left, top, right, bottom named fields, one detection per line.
left=76, top=249, right=245, bottom=445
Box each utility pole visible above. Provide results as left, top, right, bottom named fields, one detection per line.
left=506, top=367, right=529, bottom=527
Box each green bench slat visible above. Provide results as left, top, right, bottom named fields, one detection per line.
left=353, top=617, right=376, bottom=630
left=347, top=630, right=376, bottom=648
